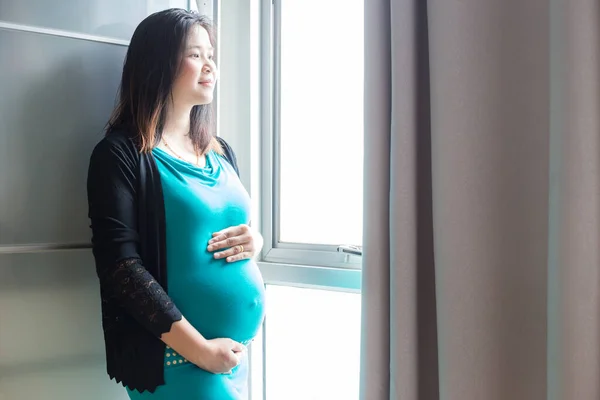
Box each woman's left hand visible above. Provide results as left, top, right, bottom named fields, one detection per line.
left=207, top=224, right=263, bottom=262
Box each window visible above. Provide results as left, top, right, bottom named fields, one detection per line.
left=256, top=0, right=364, bottom=399
left=278, top=0, right=364, bottom=247
left=263, top=285, right=361, bottom=400
left=262, top=0, right=365, bottom=269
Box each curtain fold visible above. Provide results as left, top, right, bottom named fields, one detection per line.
left=547, top=1, right=600, bottom=399
left=360, top=1, right=600, bottom=399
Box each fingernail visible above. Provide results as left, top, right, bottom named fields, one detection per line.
left=208, top=239, right=215, bottom=244
left=207, top=245, right=214, bottom=251
left=214, top=253, right=221, bottom=259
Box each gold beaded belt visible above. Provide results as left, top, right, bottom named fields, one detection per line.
left=164, top=339, right=252, bottom=368
left=164, top=346, right=188, bottom=367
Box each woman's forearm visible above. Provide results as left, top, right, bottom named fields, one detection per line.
left=161, top=317, right=210, bottom=366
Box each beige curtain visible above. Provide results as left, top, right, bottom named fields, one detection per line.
left=360, top=0, right=600, bottom=399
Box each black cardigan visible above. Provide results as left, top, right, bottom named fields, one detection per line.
left=86, top=129, right=239, bottom=393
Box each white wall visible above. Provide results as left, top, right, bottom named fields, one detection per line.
left=217, top=0, right=261, bottom=226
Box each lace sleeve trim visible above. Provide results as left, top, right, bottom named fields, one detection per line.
left=104, top=258, right=182, bottom=337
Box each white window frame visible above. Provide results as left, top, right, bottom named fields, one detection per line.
left=259, top=0, right=363, bottom=271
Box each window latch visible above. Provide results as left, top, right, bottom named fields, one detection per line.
left=337, top=244, right=363, bottom=257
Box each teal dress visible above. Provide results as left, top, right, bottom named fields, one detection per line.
left=128, top=147, right=266, bottom=400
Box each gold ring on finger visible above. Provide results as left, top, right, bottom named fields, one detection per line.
left=238, top=244, right=244, bottom=253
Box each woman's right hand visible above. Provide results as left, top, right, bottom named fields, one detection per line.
left=195, top=338, right=246, bottom=374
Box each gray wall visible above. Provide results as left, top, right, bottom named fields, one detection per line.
left=0, top=2, right=186, bottom=399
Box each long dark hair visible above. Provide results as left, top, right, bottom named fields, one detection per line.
left=107, top=8, right=217, bottom=153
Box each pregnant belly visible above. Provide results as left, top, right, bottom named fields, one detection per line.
left=168, top=258, right=266, bottom=343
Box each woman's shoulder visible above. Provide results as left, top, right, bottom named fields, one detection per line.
left=87, top=129, right=142, bottom=186
left=214, top=136, right=239, bottom=176
left=97, top=128, right=138, bottom=149
left=91, top=129, right=140, bottom=165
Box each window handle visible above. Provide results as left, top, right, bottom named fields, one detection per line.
left=337, top=244, right=363, bottom=257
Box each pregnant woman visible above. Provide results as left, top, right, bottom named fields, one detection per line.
left=86, top=9, right=265, bottom=399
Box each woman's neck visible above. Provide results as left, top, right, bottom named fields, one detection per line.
left=162, top=103, right=193, bottom=147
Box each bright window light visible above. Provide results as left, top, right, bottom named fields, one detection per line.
left=278, top=0, right=364, bottom=247
left=264, top=285, right=361, bottom=400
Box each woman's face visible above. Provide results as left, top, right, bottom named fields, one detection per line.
left=171, top=24, right=218, bottom=107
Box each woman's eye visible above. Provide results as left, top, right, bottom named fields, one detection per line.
left=191, top=53, right=200, bottom=58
